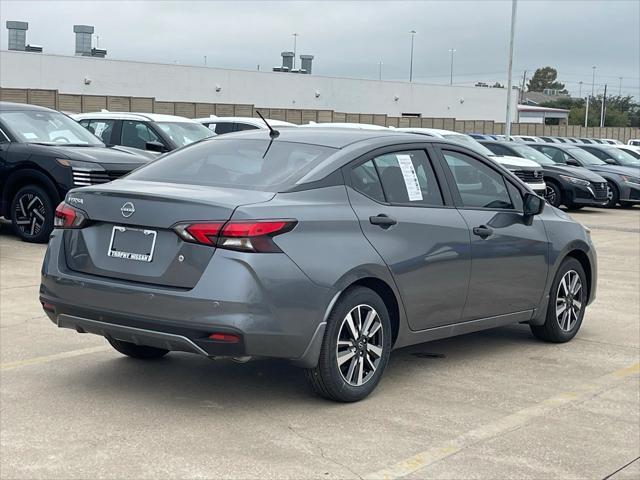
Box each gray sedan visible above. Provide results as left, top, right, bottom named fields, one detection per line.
left=41, top=128, right=597, bottom=402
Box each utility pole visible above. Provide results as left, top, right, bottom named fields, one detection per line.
left=600, top=83, right=607, bottom=128
left=292, top=33, right=299, bottom=70
left=449, top=48, right=456, bottom=85
left=591, top=66, right=596, bottom=97
left=578, top=81, right=583, bottom=98
left=204, top=55, right=207, bottom=66
left=409, top=30, right=417, bottom=82
left=505, top=0, right=518, bottom=139
left=520, top=70, right=527, bottom=103
left=584, top=95, right=589, bottom=127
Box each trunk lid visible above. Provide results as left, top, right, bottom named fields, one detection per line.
left=63, top=179, right=275, bottom=288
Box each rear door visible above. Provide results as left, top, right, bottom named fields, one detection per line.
left=435, top=146, right=549, bottom=321
left=345, top=146, right=471, bottom=331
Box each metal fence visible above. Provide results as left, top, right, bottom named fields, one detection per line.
left=2, top=87, right=639, bottom=142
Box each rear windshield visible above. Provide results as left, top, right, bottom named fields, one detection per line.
left=127, top=138, right=336, bottom=190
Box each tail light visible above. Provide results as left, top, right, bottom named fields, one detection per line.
left=173, top=220, right=296, bottom=253
left=54, top=202, right=88, bottom=229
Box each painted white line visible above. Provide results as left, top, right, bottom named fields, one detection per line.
left=365, top=362, right=640, bottom=480
left=0, top=346, right=110, bottom=371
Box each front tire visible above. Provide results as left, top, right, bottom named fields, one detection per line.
left=10, top=185, right=54, bottom=243
left=305, top=287, right=392, bottom=402
left=530, top=258, right=587, bottom=343
left=545, top=182, right=563, bottom=208
left=107, top=338, right=170, bottom=359
left=603, top=181, right=619, bottom=208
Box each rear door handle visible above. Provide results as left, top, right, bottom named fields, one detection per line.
left=369, top=214, right=397, bottom=228
left=472, top=225, right=494, bottom=238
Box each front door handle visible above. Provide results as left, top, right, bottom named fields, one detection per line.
left=369, top=214, right=397, bottom=228
left=472, top=225, right=494, bottom=238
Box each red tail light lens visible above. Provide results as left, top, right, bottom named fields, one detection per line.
left=54, top=202, right=88, bottom=229
left=173, top=220, right=296, bottom=253
left=208, top=332, right=240, bottom=343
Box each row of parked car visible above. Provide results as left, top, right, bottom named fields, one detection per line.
left=0, top=101, right=638, bottom=243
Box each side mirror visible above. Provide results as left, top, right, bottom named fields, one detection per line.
left=565, top=158, right=580, bottom=166
left=146, top=141, right=168, bottom=153
left=524, top=193, right=545, bottom=217
left=604, top=158, right=616, bottom=164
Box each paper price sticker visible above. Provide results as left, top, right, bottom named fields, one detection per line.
left=396, top=154, right=423, bottom=201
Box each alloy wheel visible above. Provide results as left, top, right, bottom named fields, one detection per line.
left=556, top=270, right=583, bottom=332
left=336, top=304, right=384, bottom=386
left=545, top=185, right=559, bottom=206
left=606, top=185, right=613, bottom=201
left=13, top=192, right=46, bottom=237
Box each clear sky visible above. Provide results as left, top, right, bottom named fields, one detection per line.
left=1, top=0, right=638, bottom=98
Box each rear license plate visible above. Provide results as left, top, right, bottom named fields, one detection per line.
left=107, top=226, right=157, bottom=262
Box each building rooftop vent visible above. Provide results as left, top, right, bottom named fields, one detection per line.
left=6, top=21, right=42, bottom=52
left=73, top=25, right=107, bottom=57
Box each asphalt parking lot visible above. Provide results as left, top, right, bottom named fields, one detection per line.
left=1, top=207, right=638, bottom=480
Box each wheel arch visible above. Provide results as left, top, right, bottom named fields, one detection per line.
left=564, top=249, right=593, bottom=303
left=347, top=277, right=401, bottom=346
left=2, top=168, right=62, bottom=217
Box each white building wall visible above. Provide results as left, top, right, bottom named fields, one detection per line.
left=0, top=50, right=519, bottom=121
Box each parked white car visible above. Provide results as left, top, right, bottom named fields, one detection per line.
left=512, top=135, right=545, bottom=143
left=73, top=111, right=214, bottom=153
left=395, top=128, right=546, bottom=195
left=301, top=122, right=388, bottom=130
left=615, top=145, right=640, bottom=159
left=194, top=115, right=296, bottom=135
left=628, top=139, right=640, bottom=147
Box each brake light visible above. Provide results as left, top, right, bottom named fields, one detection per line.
left=208, top=332, right=240, bottom=343
left=54, top=202, right=88, bottom=228
left=173, top=220, right=296, bottom=252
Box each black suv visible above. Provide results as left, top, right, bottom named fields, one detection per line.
left=0, top=102, right=151, bottom=242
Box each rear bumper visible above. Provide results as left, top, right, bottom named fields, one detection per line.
left=40, top=231, right=333, bottom=365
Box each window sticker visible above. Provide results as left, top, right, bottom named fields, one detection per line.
left=93, top=122, right=106, bottom=137
left=396, top=154, right=423, bottom=201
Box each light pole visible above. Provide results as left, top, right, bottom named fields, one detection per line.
left=409, top=30, right=416, bottom=82
left=578, top=81, right=582, bottom=98
left=292, top=33, right=299, bottom=70
left=378, top=60, right=383, bottom=81
left=591, top=66, right=596, bottom=97
left=618, top=77, right=623, bottom=96
left=449, top=48, right=456, bottom=85
left=504, top=0, right=518, bottom=138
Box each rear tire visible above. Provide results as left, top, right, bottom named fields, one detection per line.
left=530, top=258, right=587, bottom=343
left=305, top=287, right=392, bottom=402
left=107, top=338, right=169, bottom=359
left=10, top=185, right=54, bottom=243
left=603, top=181, right=619, bottom=208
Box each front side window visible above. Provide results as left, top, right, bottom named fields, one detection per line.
left=87, top=119, right=116, bottom=145
left=373, top=150, right=443, bottom=206
left=442, top=150, right=513, bottom=210
left=128, top=138, right=336, bottom=191
left=121, top=121, right=161, bottom=150
left=538, top=146, right=568, bottom=164
left=0, top=110, right=103, bottom=146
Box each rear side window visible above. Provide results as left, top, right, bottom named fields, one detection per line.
left=212, top=122, right=235, bottom=135
left=442, top=150, right=513, bottom=210
left=351, top=160, right=385, bottom=202
left=128, top=139, right=336, bottom=191
left=235, top=123, right=260, bottom=132
left=484, top=143, right=513, bottom=156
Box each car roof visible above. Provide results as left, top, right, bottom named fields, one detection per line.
left=395, top=127, right=466, bottom=137
left=193, top=116, right=296, bottom=127
left=72, top=111, right=200, bottom=123
left=0, top=101, right=56, bottom=112
left=214, top=126, right=423, bottom=148
left=301, top=122, right=389, bottom=130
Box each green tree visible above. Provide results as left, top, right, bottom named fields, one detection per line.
left=527, top=67, right=568, bottom=93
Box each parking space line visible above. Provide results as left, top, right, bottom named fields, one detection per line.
left=365, top=362, right=640, bottom=480
left=0, top=346, right=110, bottom=371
